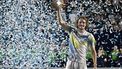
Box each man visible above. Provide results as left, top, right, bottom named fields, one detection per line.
left=52, top=1, right=97, bottom=69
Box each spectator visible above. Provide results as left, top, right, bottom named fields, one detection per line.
left=110, top=45, right=119, bottom=67
left=97, top=46, right=107, bottom=67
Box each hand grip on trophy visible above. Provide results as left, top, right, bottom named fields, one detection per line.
left=51, top=1, right=59, bottom=10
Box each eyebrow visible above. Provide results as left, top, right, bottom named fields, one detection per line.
left=79, top=20, right=86, bottom=23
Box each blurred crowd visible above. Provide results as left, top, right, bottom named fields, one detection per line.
left=0, top=0, right=122, bottom=68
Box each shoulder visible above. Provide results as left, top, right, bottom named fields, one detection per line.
left=86, top=32, right=95, bottom=40
left=85, top=31, right=94, bottom=37
left=68, top=26, right=77, bottom=34
left=86, top=32, right=96, bottom=45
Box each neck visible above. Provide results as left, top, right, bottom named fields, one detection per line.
left=78, top=29, right=86, bottom=33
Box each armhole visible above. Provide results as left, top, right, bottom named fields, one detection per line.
left=67, top=26, right=76, bottom=34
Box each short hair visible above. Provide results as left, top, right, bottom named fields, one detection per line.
left=75, top=16, right=89, bottom=29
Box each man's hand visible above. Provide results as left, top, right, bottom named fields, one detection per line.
left=93, top=64, right=97, bottom=69
left=51, top=1, right=59, bottom=11
left=93, top=67, right=97, bottom=69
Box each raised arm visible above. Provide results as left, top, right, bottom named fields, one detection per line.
left=56, top=8, right=71, bottom=31
left=51, top=1, right=71, bottom=31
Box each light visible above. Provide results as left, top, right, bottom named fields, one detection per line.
left=57, top=1, right=62, bottom=5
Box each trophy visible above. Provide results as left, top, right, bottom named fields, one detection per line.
left=51, top=0, right=66, bottom=10
left=51, top=0, right=67, bottom=21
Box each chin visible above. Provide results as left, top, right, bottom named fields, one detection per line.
left=78, top=28, right=83, bottom=30
left=78, top=27, right=84, bottom=30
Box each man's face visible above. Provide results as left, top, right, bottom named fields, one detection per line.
left=77, top=18, right=86, bottom=30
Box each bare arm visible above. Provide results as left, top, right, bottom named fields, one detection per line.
left=91, top=45, right=97, bottom=69
left=89, top=34, right=97, bottom=69
left=56, top=8, right=71, bottom=31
